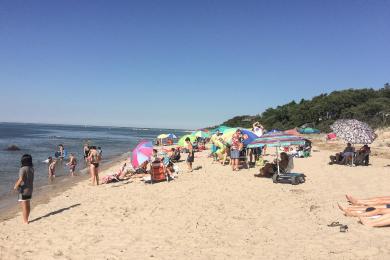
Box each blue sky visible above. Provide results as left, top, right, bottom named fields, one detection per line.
left=0, top=0, right=389, bottom=129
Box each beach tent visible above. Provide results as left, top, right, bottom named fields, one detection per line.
left=284, top=128, right=301, bottom=136
left=157, top=133, right=177, bottom=145
left=327, top=133, right=337, bottom=140
left=298, top=128, right=320, bottom=134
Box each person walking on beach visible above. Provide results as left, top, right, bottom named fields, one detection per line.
left=185, top=137, right=194, bottom=172
left=66, top=153, right=77, bottom=176
left=230, top=129, right=243, bottom=171
left=13, top=154, right=34, bottom=224
left=88, top=146, right=102, bottom=185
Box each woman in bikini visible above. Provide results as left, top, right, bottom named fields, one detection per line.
left=88, top=146, right=102, bottom=185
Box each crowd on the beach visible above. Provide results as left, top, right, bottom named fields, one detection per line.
left=12, top=121, right=389, bottom=229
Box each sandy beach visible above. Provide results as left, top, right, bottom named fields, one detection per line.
left=1, top=139, right=390, bottom=259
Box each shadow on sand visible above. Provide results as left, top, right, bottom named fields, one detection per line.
left=29, top=203, right=81, bottom=223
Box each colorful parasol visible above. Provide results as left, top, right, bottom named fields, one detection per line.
left=131, top=140, right=153, bottom=169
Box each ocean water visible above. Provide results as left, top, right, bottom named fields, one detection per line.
left=0, top=123, right=188, bottom=201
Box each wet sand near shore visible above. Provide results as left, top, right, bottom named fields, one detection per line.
left=1, top=144, right=390, bottom=259
left=0, top=153, right=130, bottom=222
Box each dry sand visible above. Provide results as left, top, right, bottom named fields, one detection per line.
left=1, top=142, right=390, bottom=259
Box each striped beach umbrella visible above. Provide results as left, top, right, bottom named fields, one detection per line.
left=247, top=134, right=306, bottom=148
left=131, top=140, right=153, bottom=169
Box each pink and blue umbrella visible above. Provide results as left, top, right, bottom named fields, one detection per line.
left=131, top=140, right=153, bottom=169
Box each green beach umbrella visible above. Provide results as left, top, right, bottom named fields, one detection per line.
left=178, top=135, right=196, bottom=147
left=210, top=125, right=232, bottom=134
left=191, top=130, right=210, bottom=138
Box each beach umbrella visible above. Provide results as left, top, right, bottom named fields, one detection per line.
left=222, top=128, right=259, bottom=146
left=248, top=133, right=306, bottom=174
left=298, top=127, right=320, bottom=134
left=157, top=134, right=169, bottom=139
left=247, top=134, right=306, bottom=148
left=210, top=125, right=232, bottom=134
left=265, top=129, right=281, bottom=134
left=330, top=119, right=376, bottom=144
left=191, top=130, right=210, bottom=138
left=167, top=133, right=177, bottom=139
left=178, top=134, right=196, bottom=147
left=131, top=140, right=153, bottom=169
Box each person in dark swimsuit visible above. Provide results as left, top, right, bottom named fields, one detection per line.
left=83, top=142, right=90, bottom=163
left=88, top=146, right=101, bottom=185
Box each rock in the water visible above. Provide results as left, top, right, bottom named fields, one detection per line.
left=5, top=145, right=21, bottom=151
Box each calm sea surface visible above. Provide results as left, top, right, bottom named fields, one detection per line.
left=0, top=123, right=188, bottom=201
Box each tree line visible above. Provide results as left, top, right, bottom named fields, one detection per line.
left=220, top=84, right=390, bottom=132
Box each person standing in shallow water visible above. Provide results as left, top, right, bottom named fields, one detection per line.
left=13, top=154, right=34, bottom=224
left=66, top=153, right=77, bottom=176
left=88, top=146, right=101, bottom=185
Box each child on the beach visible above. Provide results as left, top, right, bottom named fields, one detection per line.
left=48, top=157, right=56, bottom=178
left=66, top=153, right=77, bottom=176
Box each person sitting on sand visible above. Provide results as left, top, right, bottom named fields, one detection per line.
left=101, top=160, right=134, bottom=184
left=151, top=149, right=158, bottom=162
left=169, top=148, right=181, bottom=162
left=329, top=143, right=355, bottom=165
left=354, top=145, right=371, bottom=166
left=255, top=152, right=291, bottom=178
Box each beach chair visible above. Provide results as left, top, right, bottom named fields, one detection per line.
left=272, top=156, right=306, bottom=185
left=150, top=160, right=169, bottom=184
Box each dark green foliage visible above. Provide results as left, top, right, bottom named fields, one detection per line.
left=220, top=84, right=390, bottom=131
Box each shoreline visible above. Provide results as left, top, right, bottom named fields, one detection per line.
left=0, top=152, right=130, bottom=222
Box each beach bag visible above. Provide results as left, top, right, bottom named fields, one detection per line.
left=256, top=157, right=265, bottom=167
